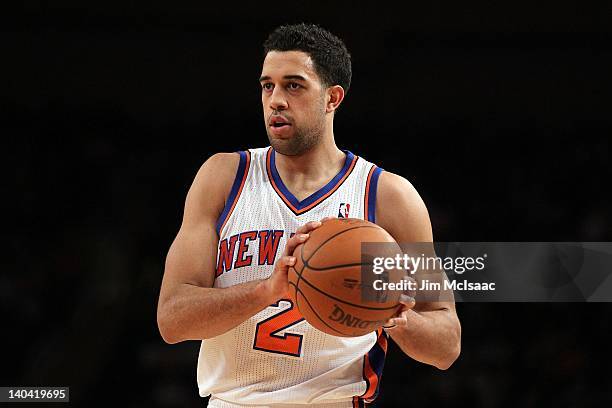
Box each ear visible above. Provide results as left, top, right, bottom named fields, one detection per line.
left=325, top=85, right=345, bottom=113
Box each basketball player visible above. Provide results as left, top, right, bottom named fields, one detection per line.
left=157, top=24, right=461, bottom=407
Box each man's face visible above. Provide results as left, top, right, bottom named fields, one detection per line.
left=260, top=51, right=328, bottom=156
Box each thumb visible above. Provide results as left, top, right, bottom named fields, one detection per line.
left=277, top=255, right=296, bottom=272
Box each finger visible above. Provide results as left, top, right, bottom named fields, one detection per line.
left=382, top=316, right=397, bottom=328
left=387, top=314, right=408, bottom=327
left=275, top=255, right=297, bottom=273
left=394, top=304, right=408, bottom=315
left=383, top=303, right=406, bottom=327
left=320, top=216, right=335, bottom=223
left=283, top=233, right=310, bottom=257
left=404, top=276, right=417, bottom=299
left=399, top=294, right=416, bottom=309
left=295, top=220, right=322, bottom=235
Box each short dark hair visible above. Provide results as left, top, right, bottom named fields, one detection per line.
left=263, top=23, right=352, bottom=94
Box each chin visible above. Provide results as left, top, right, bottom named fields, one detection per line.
left=267, top=128, right=320, bottom=156
left=268, top=138, right=296, bottom=156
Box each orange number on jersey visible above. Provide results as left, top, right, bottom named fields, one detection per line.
left=253, top=299, right=305, bottom=357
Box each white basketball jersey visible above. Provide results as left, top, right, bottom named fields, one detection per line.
left=198, top=147, right=387, bottom=408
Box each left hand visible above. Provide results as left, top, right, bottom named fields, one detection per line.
left=383, top=275, right=417, bottom=329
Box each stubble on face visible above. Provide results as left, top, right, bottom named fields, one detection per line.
left=267, top=93, right=327, bottom=156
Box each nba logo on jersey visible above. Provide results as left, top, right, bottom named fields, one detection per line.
left=338, top=203, right=350, bottom=218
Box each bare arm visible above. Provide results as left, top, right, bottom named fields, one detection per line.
left=376, top=171, right=461, bottom=370
left=157, top=152, right=319, bottom=343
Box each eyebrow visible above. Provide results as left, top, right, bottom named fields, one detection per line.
left=259, top=75, right=308, bottom=82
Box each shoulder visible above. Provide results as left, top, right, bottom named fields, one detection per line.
left=376, top=171, right=425, bottom=212
left=185, top=152, right=243, bottom=219
left=195, top=152, right=242, bottom=183
left=375, top=171, right=433, bottom=242
left=193, top=152, right=242, bottom=191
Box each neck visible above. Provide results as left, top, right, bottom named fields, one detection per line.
left=273, top=133, right=347, bottom=201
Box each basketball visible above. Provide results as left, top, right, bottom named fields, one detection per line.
left=288, top=218, right=405, bottom=337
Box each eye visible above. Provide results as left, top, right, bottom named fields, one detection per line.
left=262, top=83, right=273, bottom=91
left=287, top=82, right=301, bottom=90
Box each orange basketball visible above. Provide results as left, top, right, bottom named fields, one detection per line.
left=288, top=218, right=405, bottom=337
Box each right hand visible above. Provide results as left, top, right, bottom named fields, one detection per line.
left=262, top=220, right=326, bottom=302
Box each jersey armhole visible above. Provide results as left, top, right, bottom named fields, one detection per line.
left=215, top=151, right=251, bottom=235
left=364, top=165, right=383, bottom=223
left=359, top=328, right=388, bottom=404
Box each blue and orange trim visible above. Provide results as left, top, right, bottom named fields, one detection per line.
left=360, top=166, right=385, bottom=406
left=364, top=165, right=383, bottom=223
left=352, top=396, right=367, bottom=408
left=215, top=151, right=251, bottom=235
left=266, top=147, right=358, bottom=216
left=358, top=328, right=389, bottom=404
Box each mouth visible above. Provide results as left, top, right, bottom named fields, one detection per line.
left=269, top=116, right=292, bottom=129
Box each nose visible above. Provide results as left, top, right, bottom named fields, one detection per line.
left=269, top=87, right=288, bottom=111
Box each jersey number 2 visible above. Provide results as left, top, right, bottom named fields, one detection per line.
left=253, top=299, right=305, bottom=357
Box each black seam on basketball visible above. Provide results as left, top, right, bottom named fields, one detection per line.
left=293, top=251, right=307, bottom=328
left=304, top=262, right=371, bottom=271
left=288, top=281, right=350, bottom=336
left=295, top=242, right=398, bottom=311
left=294, top=271, right=399, bottom=311
left=289, top=265, right=299, bottom=301
left=303, top=224, right=383, bottom=263
left=295, top=246, right=308, bottom=296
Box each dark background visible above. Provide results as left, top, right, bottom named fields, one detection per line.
left=4, top=1, right=612, bottom=407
